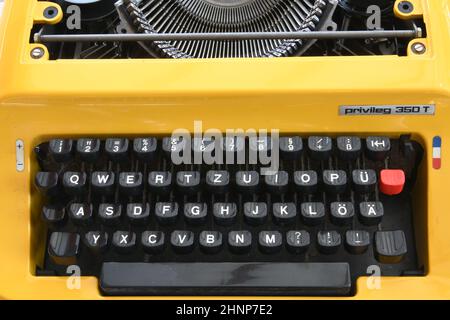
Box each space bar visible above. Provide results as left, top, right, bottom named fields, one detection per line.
left=100, top=262, right=351, bottom=296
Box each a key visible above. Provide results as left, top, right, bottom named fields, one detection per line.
left=98, top=203, right=122, bottom=226
left=273, top=203, right=297, bottom=225
left=105, top=138, right=129, bottom=162
left=35, top=172, right=59, bottom=196
left=228, top=231, right=252, bottom=254
left=171, top=230, right=195, bottom=254
left=301, top=202, right=325, bottom=225
left=206, top=170, right=230, bottom=194
left=63, top=171, right=87, bottom=195
left=119, top=172, right=143, bottom=196
left=199, top=231, right=223, bottom=254
left=84, top=231, right=108, bottom=254
left=258, top=231, right=282, bottom=254
left=286, top=230, right=310, bottom=254
left=279, top=136, right=303, bottom=160
left=91, top=171, right=115, bottom=195
left=213, top=203, right=237, bottom=226
left=68, top=203, right=93, bottom=226
left=352, top=169, right=377, bottom=193
left=380, top=169, right=405, bottom=195
left=375, top=230, right=407, bottom=263
left=359, top=201, right=384, bottom=225
left=345, top=230, right=370, bottom=254
left=236, top=171, right=260, bottom=193
left=330, top=202, right=354, bottom=225
left=112, top=231, right=136, bottom=254
left=184, top=203, right=207, bottom=225
left=176, top=171, right=201, bottom=195
left=126, top=203, right=150, bottom=225
left=323, top=170, right=347, bottom=194
left=308, top=136, right=332, bottom=160
left=265, top=171, right=289, bottom=194
left=42, top=205, right=65, bottom=227
left=133, top=138, right=157, bottom=162
left=49, top=139, right=73, bottom=162
left=317, top=231, right=341, bottom=254
left=141, top=231, right=165, bottom=254
left=76, top=138, right=100, bottom=162
left=155, top=202, right=178, bottom=225
left=366, top=136, right=391, bottom=160
left=148, top=171, right=172, bottom=195
left=48, top=232, right=80, bottom=265
left=337, top=137, right=361, bottom=160
left=294, top=171, right=318, bottom=194
left=244, top=202, right=268, bottom=225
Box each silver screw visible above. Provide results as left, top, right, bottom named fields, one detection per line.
left=30, top=47, right=45, bottom=59
left=411, top=42, right=426, bottom=54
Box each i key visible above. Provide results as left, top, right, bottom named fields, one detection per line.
left=105, top=138, right=129, bottom=162
left=49, top=139, right=73, bottom=162
left=265, top=171, right=289, bottom=194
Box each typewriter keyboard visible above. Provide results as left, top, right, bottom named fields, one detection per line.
left=33, top=135, right=424, bottom=296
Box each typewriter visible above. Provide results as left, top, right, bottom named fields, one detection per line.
left=0, top=0, right=449, bottom=299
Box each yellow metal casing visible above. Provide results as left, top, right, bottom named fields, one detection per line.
left=0, top=0, right=449, bottom=299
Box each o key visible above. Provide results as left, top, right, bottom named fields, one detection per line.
left=380, top=169, right=405, bottom=195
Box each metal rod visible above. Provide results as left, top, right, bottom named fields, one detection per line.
left=35, top=29, right=419, bottom=43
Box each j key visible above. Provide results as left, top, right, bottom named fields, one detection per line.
left=63, top=172, right=87, bottom=195
left=366, top=136, right=391, bottom=160
left=352, top=169, right=377, bottom=193
left=171, top=230, right=195, bottom=254
left=42, top=205, right=66, bottom=227
left=213, top=203, right=237, bottom=226
left=155, top=202, right=178, bottom=224
left=176, top=171, right=201, bottom=195
left=84, top=231, right=109, bottom=254
left=279, top=136, right=303, bottom=160
left=206, top=170, right=230, bottom=194
left=112, top=231, right=136, bottom=254
left=337, top=136, right=361, bottom=160
left=48, top=232, right=80, bottom=265
left=76, top=138, right=100, bottom=162
left=49, top=139, right=73, bottom=162
left=236, top=171, right=259, bottom=193
left=133, top=138, right=157, bottom=161
left=273, top=203, right=297, bottom=225
left=91, top=171, right=115, bottom=195
left=148, top=171, right=172, bottom=195
left=359, top=201, right=384, bottom=225
left=162, top=136, right=186, bottom=159
left=259, top=231, right=282, bottom=254
left=244, top=202, right=268, bottom=225
left=98, top=203, right=122, bottom=226
left=126, top=203, right=150, bottom=225
left=323, top=170, right=347, bottom=194
left=119, top=172, right=143, bottom=196
left=301, top=202, right=325, bottom=225
left=184, top=203, right=207, bottom=225
left=286, top=230, right=310, bottom=254
left=265, top=171, right=289, bottom=194
left=68, top=203, right=93, bottom=226
left=141, top=231, right=165, bottom=254
left=199, top=231, right=223, bottom=254
left=308, top=136, right=332, bottom=160
left=345, top=230, right=370, bottom=254
left=375, top=230, right=407, bottom=263
left=330, top=202, right=354, bottom=225
left=294, top=171, right=318, bottom=194
left=105, top=138, right=129, bottom=162
left=35, top=172, right=59, bottom=196
left=228, top=231, right=252, bottom=254
left=317, top=231, right=341, bottom=254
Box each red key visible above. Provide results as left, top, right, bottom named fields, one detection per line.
left=380, top=169, right=405, bottom=195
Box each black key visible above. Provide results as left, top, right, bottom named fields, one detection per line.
left=35, top=172, right=59, bottom=196
left=366, top=136, right=391, bottom=160
left=98, top=203, right=122, bottom=226
left=279, top=136, right=303, bottom=160
left=184, top=203, right=207, bottom=225
left=49, top=139, right=73, bottom=162
left=141, top=231, right=165, bottom=254
left=91, top=171, right=115, bottom=195
left=48, top=232, right=80, bottom=265
left=100, top=262, right=352, bottom=296
left=244, top=202, right=268, bottom=225
left=308, top=136, right=332, bottom=160
left=345, top=230, right=370, bottom=254
left=148, top=171, right=172, bottom=195
left=236, top=171, right=259, bottom=193
left=63, top=171, right=87, bottom=195
left=105, top=138, right=129, bottom=162
left=330, top=202, right=354, bottom=225
left=294, top=171, right=318, bottom=194
left=68, top=203, right=93, bottom=226
left=176, top=171, right=201, bottom=195
left=213, top=203, right=237, bottom=226
left=192, top=137, right=216, bottom=162
left=223, top=135, right=245, bottom=154
left=206, top=170, right=230, bottom=194
left=265, top=171, right=289, bottom=194
left=359, top=202, right=384, bottom=225
left=317, top=231, right=341, bottom=254
left=42, top=205, right=65, bottom=227
left=301, top=202, right=325, bottom=225
left=112, top=231, right=136, bottom=254
left=249, top=136, right=272, bottom=155
left=126, top=203, right=150, bottom=225
left=133, top=138, right=157, bottom=162
left=375, top=230, right=407, bottom=263
left=337, top=137, right=361, bottom=160
left=76, top=138, right=100, bottom=162
left=171, top=230, right=195, bottom=254
left=199, top=231, right=223, bottom=254
left=119, top=172, right=143, bottom=196
left=84, top=231, right=108, bottom=254
left=162, top=136, right=186, bottom=159
left=155, top=202, right=178, bottom=224
left=323, top=170, right=347, bottom=194
left=286, top=230, right=310, bottom=254
left=258, top=231, right=282, bottom=254
left=352, top=170, right=377, bottom=193
left=228, top=231, right=252, bottom=254
left=273, top=203, right=297, bottom=225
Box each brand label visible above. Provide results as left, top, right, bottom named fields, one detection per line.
left=339, top=105, right=435, bottom=116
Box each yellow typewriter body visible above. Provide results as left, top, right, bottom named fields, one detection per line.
left=0, top=0, right=449, bottom=299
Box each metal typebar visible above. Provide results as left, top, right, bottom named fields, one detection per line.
left=35, top=29, right=420, bottom=43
